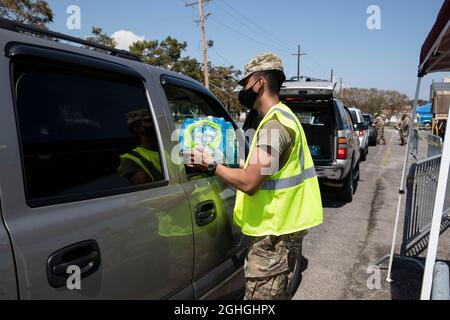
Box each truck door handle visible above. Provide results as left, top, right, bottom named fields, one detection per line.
left=195, top=201, right=217, bottom=226
left=52, top=251, right=99, bottom=275
left=47, top=240, right=101, bottom=288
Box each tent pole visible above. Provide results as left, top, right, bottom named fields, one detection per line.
left=386, top=77, right=422, bottom=282
left=421, top=103, right=450, bottom=300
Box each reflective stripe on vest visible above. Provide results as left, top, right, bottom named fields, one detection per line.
left=121, top=148, right=161, bottom=181
left=233, top=102, right=323, bottom=237
left=261, top=166, right=317, bottom=190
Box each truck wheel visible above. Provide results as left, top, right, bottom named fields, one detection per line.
left=338, top=164, right=354, bottom=202
left=361, top=147, right=367, bottom=161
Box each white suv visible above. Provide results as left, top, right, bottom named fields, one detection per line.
left=349, top=107, right=369, bottom=161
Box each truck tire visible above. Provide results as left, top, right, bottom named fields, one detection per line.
left=338, top=164, right=354, bottom=202
left=361, top=147, right=368, bottom=161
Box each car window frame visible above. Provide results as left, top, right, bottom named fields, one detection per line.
left=334, top=100, right=349, bottom=130
left=344, top=107, right=356, bottom=130
left=10, top=55, right=169, bottom=208
left=160, top=75, right=239, bottom=181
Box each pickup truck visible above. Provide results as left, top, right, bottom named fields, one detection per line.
left=280, top=81, right=361, bottom=202
left=0, top=17, right=252, bottom=300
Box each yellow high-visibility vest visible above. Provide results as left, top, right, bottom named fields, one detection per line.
left=233, top=102, right=323, bottom=236
left=118, top=146, right=162, bottom=181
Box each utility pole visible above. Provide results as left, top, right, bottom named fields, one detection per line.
left=186, top=0, right=210, bottom=89
left=340, top=77, right=343, bottom=91
left=292, top=45, right=306, bottom=80
left=330, top=69, right=334, bottom=82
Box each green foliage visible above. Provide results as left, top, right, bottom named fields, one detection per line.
left=0, top=0, right=53, bottom=26
left=130, top=37, right=242, bottom=113
left=209, top=64, right=242, bottom=114
left=335, top=87, right=410, bottom=115
left=85, top=27, right=118, bottom=52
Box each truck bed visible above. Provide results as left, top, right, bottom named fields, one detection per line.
left=285, top=101, right=336, bottom=165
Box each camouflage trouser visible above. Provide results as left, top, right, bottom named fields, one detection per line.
left=376, top=127, right=386, bottom=145
left=400, top=127, right=409, bottom=144
left=244, top=230, right=307, bottom=300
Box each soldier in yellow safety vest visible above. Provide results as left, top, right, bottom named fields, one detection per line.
left=118, top=109, right=163, bottom=185
left=187, top=53, right=323, bottom=300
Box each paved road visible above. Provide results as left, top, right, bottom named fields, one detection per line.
left=293, top=128, right=450, bottom=300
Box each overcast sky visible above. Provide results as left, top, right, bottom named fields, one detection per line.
left=47, top=0, right=448, bottom=101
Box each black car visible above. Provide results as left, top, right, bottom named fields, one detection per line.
left=363, top=113, right=377, bottom=146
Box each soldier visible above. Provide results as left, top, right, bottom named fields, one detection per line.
left=398, top=113, right=410, bottom=146
left=374, top=113, right=386, bottom=145
left=187, top=53, right=323, bottom=300
left=118, top=109, right=163, bottom=185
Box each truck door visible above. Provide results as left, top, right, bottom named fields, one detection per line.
left=0, top=203, right=17, bottom=300
left=160, top=76, right=248, bottom=298
left=0, top=42, right=194, bottom=299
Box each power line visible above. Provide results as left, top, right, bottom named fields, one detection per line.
left=210, top=46, right=234, bottom=66
left=304, top=54, right=329, bottom=75
left=180, top=0, right=330, bottom=82
left=209, top=16, right=291, bottom=55
left=218, top=0, right=296, bottom=52
left=211, top=0, right=294, bottom=53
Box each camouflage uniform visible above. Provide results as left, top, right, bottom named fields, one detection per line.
left=399, top=114, right=410, bottom=145
left=238, top=52, right=285, bottom=84
left=374, top=114, right=386, bottom=145
left=126, top=109, right=152, bottom=127
left=244, top=230, right=307, bottom=300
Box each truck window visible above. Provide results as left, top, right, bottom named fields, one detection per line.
left=344, top=108, right=355, bottom=128
left=13, top=60, right=165, bottom=207
left=336, top=102, right=349, bottom=130
left=162, top=83, right=229, bottom=179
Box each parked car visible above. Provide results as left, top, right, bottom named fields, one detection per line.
left=348, top=108, right=369, bottom=161
left=363, top=113, right=377, bottom=146
left=0, top=18, right=255, bottom=300
left=280, top=81, right=361, bottom=202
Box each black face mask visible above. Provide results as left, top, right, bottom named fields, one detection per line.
left=238, top=81, right=260, bottom=110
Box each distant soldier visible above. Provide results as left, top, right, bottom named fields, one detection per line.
left=374, top=113, right=386, bottom=145
left=398, top=113, right=410, bottom=146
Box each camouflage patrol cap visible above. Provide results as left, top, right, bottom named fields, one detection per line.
left=238, top=52, right=285, bottom=85
left=126, top=109, right=151, bottom=127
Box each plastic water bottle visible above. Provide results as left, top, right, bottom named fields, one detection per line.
left=202, top=117, right=220, bottom=162
left=180, top=118, right=203, bottom=164
left=192, top=118, right=203, bottom=147
left=224, top=121, right=238, bottom=167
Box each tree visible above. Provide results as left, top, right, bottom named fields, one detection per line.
left=130, top=37, right=242, bottom=114
left=130, top=37, right=190, bottom=69
left=209, top=64, right=241, bottom=114
left=336, top=88, right=410, bottom=115
left=0, top=0, right=53, bottom=26
left=130, top=37, right=204, bottom=80
left=85, top=27, right=117, bottom=51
